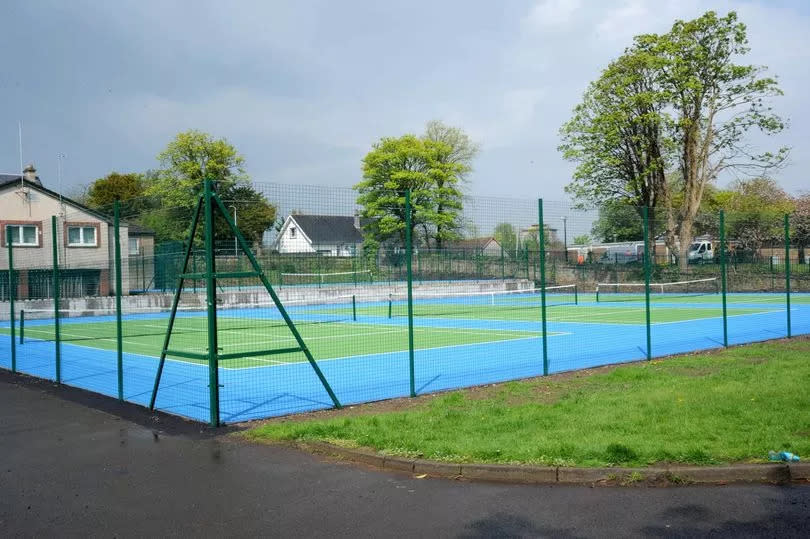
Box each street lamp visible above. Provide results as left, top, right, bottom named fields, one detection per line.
left=561, top=217, right=568, bottom=264
left=230, top=205, right=238, bottom=257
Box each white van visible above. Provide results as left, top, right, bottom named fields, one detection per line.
left=688, top=240, right=713, bottom=264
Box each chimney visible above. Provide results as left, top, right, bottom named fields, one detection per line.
left=23, top=163, right=36, bottom=182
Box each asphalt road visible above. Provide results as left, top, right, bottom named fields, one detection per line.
left=1, top=372, right=809, bottom=538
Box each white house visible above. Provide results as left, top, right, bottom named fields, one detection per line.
left=273, top=214, right=364, bottom=256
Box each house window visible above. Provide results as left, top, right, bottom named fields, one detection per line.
left=5, top=224, right=39, bottom=246
left=289, top=226, right=297, bottom=239
left=67, top=225, right=97, bottom=247
left=129, top=237, right=140, bottom=255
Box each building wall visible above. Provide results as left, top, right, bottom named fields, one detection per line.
left=0, top=186, right=130, bottom=296
left=276, top=218, right=316, bottom=254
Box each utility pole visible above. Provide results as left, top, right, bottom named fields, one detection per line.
left=561, top=217, right=568, bottom=264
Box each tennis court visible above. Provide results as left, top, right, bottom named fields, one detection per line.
left=2, top=278, right=807, bottom=423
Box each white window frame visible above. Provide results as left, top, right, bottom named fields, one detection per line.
left=5, top=224, right=39, bottom=247
left=129, top=237, right=140, bottom=255
left=289, top=226, right=297, bottom=239
left=67, top=225, right=98, bottom=247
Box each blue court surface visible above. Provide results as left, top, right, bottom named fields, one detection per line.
left=1, top=291, right=808, bottom=424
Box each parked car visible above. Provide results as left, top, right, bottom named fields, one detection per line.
left=687, top=240, right=714, bottom=264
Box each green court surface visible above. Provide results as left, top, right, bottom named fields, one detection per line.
left=6, top=316, right=546, bottom=369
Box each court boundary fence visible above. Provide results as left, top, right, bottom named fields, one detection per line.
left=1, top=187, right=801, bottom=426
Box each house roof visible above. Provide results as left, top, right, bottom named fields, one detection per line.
left=289, top=215, right=364, bottom=244
left=445, top=237, right=500, bottom=249
left=127, top=223, right=155, bottom=236
left=0, top=177, right=114, bottom=224
left=0, top=173, right=41, bottom=188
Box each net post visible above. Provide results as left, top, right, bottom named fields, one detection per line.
left=574, top=284, right=578, bottom=305
left=7, top=228, right=14, bottom=373
left=719, top=210, right=728, bottom=347
left=51, top=215, right=62, bottom=383
left=19, top=309, right=24, bottom=344
left=538, top=199, right=549, bottom=376
left=405, top=190, right=416, bottom=397
left=388, top=297, right=392, bottom=319
left=113, top=203, right=123, bottom=400
left=352, top=294, right=356, bottom=322
left=642, top=206, right=652, bottom=360
left=203, top=178, right=221, bottom=427
left=785, top=213, right=791, bottom=338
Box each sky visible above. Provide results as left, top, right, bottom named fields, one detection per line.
left=1, top=0, right=808, bottom=204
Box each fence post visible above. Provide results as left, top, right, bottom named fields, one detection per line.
left=114, top=201, right=124, bottom=400
left=785, top=214, right=792, bottom=338
left=203, top=179, right=221, bottom=427
left=7, top=228, right=16, bottom=373
left=500, top=242, right=505, bottom=281
left=538, top=199, right=549, bottom=376
left=405, top=190, right=416, bottom=397
left=642, top=207, right=652, bottom=360
left=719, top=210, right=728, bottom=347
left=51, top=216, right=62, bottom=382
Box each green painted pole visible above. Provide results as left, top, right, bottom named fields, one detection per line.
left=642, top=207, right=652, bottom=360
left=211, top=194, right=341, bottom=409
left=538, top=199, right=549, bottom=376
left=51, top=216, right=62, bottom=382
left=719, top=211, right=728, bottom=347
left=203, top=179, right=221, bottom=427
left=7, top=229, right=16, bottom=372
left=352, top=294, right=356, bottom=322
left=19, top=309, right=24, bottom=344
left=113, top=203, right=123, bottom=399
left=405, top=190, right=416, bottom=397
left=785, top=214, right=792, bottom=338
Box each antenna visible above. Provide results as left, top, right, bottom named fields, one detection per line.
left=57, top=153, right=66, bottom=212
left=18, top=121, right=23, bottom=189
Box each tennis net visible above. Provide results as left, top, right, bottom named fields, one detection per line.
left=387, top=284, right=578, bottom=319
left=13, top=297, right=359, bottom=345
left=595, top=278, right=719, bottom=302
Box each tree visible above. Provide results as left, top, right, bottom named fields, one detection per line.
left=573, top=234, right=591, bottom=245
left=493, top=223, right=517, bottom=255
left=423, top=120, right=479, bottom=182
left=723, top=178, right=794, bottom=253
left=590, top=201, right=644, bottom=243
left=560, top=11, right=788, bottom=270
left=355, top=135, right=465, bottom=250
left=149, top=129, right=248, bottom=210
left=218, top=184, right=277, bottom=246
left=792, top=194, right=810, bottom=250
left=84, top=172, right=152, bottom=216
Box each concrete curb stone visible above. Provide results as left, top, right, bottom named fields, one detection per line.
left=304, top=442, right=803, bottom=486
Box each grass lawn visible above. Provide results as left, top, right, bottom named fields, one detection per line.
left=245, top=337, right=810, bottom=467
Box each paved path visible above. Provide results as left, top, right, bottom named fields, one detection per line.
left=1, top=373, right=809, bottom=538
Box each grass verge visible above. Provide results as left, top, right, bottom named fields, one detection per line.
left=244, top=338, right=810, bottom=467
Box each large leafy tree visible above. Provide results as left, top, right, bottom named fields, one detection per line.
left=355, top=134, right=465, bottom=250
left=218, top=184, right=277, bottom=246
left=792, top=194, right=810, bottom=249
left=560, top=11, right=787, bottom=270
left=493, top=223, right=517, bottom=255
left=149, top=129, right=248, bottom=210
left=590, top=201, right=644, bottom=243
left=84, top=172, right=154, bottom=216
left=723, top=178, right=794, bottom=252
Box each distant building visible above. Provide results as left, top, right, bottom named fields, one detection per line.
left=273, top=214, right=364, bottom=256
left=444, top=237, right=503, bottom=256
left=0, top=164, right=152, bottom=299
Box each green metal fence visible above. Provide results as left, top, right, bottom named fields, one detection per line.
left=0, top=181, right=807, bottom=426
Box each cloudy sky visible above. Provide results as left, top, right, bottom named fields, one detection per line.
left=1, top=0, right=808, bottom=202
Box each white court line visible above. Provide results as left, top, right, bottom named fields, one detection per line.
left=228, top=331, right=572, bottom=371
